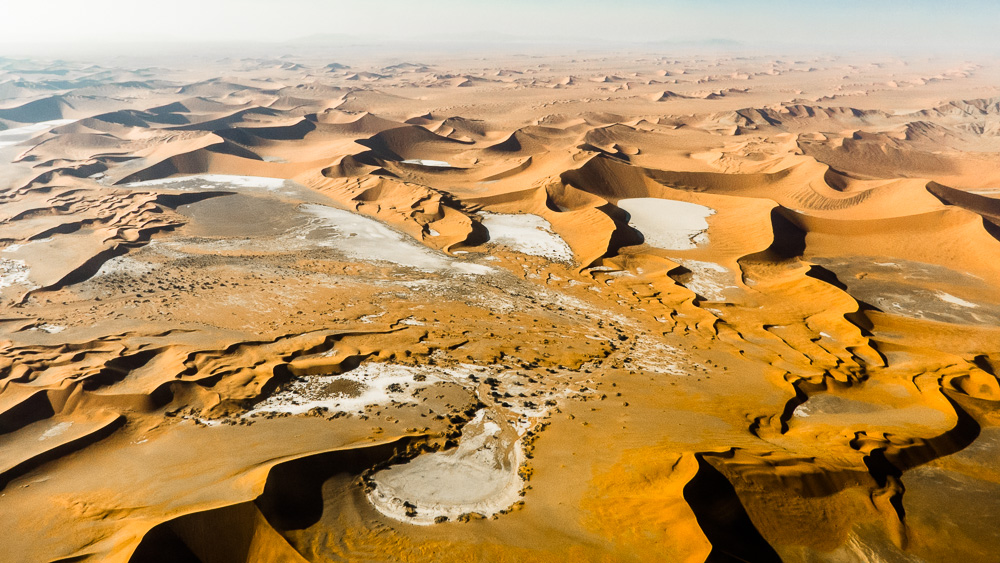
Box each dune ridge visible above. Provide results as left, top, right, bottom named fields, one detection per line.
left=1, top=52, right=999, bottom=562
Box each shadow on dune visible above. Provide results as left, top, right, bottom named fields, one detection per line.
left=127, top=439, right=413, bottom=563
left=683, top=455, right=783, bottom=563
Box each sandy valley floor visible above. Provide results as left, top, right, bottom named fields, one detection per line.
left=1, top=50, right=1000, bottom=562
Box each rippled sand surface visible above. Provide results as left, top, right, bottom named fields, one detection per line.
left=1, top=52, right=1000, bottom=562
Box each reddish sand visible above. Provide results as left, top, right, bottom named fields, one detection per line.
left=1, top=52, right=1000, bottom=562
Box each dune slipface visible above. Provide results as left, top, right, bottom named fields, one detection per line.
left=1, top=51, right=1000, bottom=563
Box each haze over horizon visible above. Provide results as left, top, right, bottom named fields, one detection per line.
left=2, top=0, right=999, bottom=56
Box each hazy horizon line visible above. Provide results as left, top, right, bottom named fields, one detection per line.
left=2, top=34, right=996, bottom=62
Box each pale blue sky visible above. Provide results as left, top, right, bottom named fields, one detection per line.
left=2, top=0, right=997, bottom=53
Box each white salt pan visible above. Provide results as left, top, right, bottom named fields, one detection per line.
left=0, top=119, right=76, bottom=148
left=124, top=174, right=287, bottom=190
left=936, top=291, right=978, bottom=308
left=676, top=259, right=734, bottom=301
left=246, top=363, right=437, bottom=416
left=0, top=258, right=34, bottom=289
left=39, top=422, right=73, bottom=441
left=367, top=409, right=523, bottom=525
left=400, top=159, right=452, bottom=168
left=479, top=213, right=573, bottom=262
left=617, top=198, right=715, bottom=250
left=303, top=204, right=492, bottom=274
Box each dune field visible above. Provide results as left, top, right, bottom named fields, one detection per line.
left=1, top=51, right=1000, bottom=562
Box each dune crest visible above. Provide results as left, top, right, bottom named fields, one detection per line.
left=1, top=52, right=999, bottom=563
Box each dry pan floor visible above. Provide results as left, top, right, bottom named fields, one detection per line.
left=1, top=52, right=1000, bottom=562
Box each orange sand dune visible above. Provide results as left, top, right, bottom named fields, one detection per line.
left=1, top=52, right=1000, bottom=563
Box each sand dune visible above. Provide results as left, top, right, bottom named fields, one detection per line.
left=1, top=52, right=1000, bottom=563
